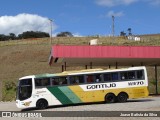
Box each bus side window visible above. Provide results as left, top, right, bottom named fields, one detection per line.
left=79, top=76, right=85, bottom=83
left=104, top=73, right=111, bottom=81
left=51, top=78, right=58, bottom=86
left=128, top=71, right=135, bottom=80
left=35, top=78, right=50, bottom=87
left=87, top=75, right=94, bottom=83
left=120, top=72, right=128, bottom=80
left=54, top=79, right=59, bottom=85
left=70, top=75, right=85, bottom=85
left=35, top=79, right=41, bottom=86
left=51, top=77, right=67, bottom=86
left=111, top=72, right=118, bottom=81
left=95, top=74, right=102, bottom=82
left=59, top=77, right=67, bottom=85
left=137, top=70, right=144, bottom=79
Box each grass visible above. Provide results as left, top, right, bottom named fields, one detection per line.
left=0, top=35, right=160, bottom=101
left=1, top=35, right=160, bottom=47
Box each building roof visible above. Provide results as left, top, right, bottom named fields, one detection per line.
left=49, top=45, right=160, bottom=66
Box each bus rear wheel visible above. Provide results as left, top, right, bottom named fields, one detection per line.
left=36, top=99, right=48, bottom=109
left=105, top=93, right=116, bottom=103
left=117, top=92, right=128, bottom=103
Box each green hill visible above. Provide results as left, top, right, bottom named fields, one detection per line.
left=0, top=36, right=160, bottom=101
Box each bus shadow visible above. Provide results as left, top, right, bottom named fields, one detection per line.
left=127, top=98, right=154, bottom=103
left=21, top=102, right=105, bottom=111
left=21, top=98, right=154, bottom=111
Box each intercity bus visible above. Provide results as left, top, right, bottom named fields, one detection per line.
left=16, top=66, right=149, bottom=109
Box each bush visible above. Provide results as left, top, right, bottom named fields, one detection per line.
left=2, top=81, right=17, bottom=101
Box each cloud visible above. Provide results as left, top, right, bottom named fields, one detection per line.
left=95, top=0, right=138, bottom=7
left=0, top=13, right=57, bottom=35
left=147, top=0, right=160, bottom=6
left=107, top=11, right=124, bottom=17
left=72, top=33, right=83, bottom=37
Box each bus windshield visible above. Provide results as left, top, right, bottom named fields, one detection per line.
left=17, top=79, right=32, bottom=101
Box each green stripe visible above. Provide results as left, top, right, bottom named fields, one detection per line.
left=47, top=86, right=73, bottom=105
left=58, top=87, right=82, bottom=104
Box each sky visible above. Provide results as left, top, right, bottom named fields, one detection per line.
left=0, top=0, right=160, bottom=36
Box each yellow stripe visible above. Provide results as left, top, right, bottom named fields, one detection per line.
left=69, top=86, right=149, bottom=102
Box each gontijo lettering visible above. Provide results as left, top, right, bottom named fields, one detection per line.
left=87, top=83, right=116, bottom=89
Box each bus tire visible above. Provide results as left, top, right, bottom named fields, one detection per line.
left=105, top=93, right=116, bottom=103
left=36, top=99, right=48, bottom=109
left=117, top=92, right=128, bottom=103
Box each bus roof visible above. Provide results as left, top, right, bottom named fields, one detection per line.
left=68, top=66, right=146, bottom=75
left=19, top=66, right=146, bottom=80
left=35, top=73, right=55, bottom=79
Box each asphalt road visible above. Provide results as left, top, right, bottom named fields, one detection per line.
left=0, top=96, right=160, bottom=120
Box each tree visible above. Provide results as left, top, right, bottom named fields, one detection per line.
left=9, top=33, right=16, bottom=40
left=0, top=34, right=10, bottom=41
left=0, top=34, right=6, bottom=41
left=56, top=31, right=73, bottom=37
left=0, top=31, right=50, bottom=41
left=120, top=31, right=126, bottom=36
left=17, top=31, right=50, bottom=39
left=127, top=28, right=132, bottom=36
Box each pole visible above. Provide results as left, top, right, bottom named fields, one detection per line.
left=112, top=15, right=115, bottom=37
left=90, top=62, right=92, bottom=69
left=116, top=62, right=118, bottom=69
left=62, top=65, right=64, bottom=72
left=49, top=19, right=52, bottom=45
left=155, top=65, right=158, bottom=95
left=0, top=80, right=2, bottom=101
left=64, top=62, right=67, bottom=71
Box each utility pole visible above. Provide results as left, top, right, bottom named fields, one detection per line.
left=0, top=81, right=2, bottom=101
left=112, top=15, right=115, bottom=37
left=49, top=19, right=52, bottom=45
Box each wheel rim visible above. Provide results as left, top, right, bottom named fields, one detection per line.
left=118, top=93, right=127, bottom=102
left=39, top=102, right=45, bottom=109
left=105, top=94, right=115, bottom=103
left=37, top=100, right=47, bottom=109
left=108, top=96, right=114, bottom=102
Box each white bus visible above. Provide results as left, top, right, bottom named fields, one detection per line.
left=16, top=66, right=149, bottom=109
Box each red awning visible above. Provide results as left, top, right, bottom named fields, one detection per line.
left=49, top=45, right=160, bottom=66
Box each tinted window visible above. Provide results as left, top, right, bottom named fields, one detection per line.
left=104, top=73, right=112, bottom=81
left=51, top=77, right=67, bottom=85
left=86, top=75, right=94, bottom=83
left=94, top=74, right=102, bottom=83
left=121, top=72, right=128, bottom=80
left=128, top=71, right=136, bottom=79
left=18, top=79, right=32, bottom=101
left=121, top=71, right=137, bottom=80
left=112, top=73, right=119, bottom=80
left=104, top=72, right=118, bottom=81
left=35, top=78, right=50, bottom=87
left=70, top=75, right=84, bottom=84
left=137, top=70, right=144, bottom=79
left=19, top=79, right=32, bottom=86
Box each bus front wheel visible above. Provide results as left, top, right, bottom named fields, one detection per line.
left=105, top=93, right=116, bottom=103
left=117, top=92, right=128, bottom=103
left=36, top=99, right=48, bottom=109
